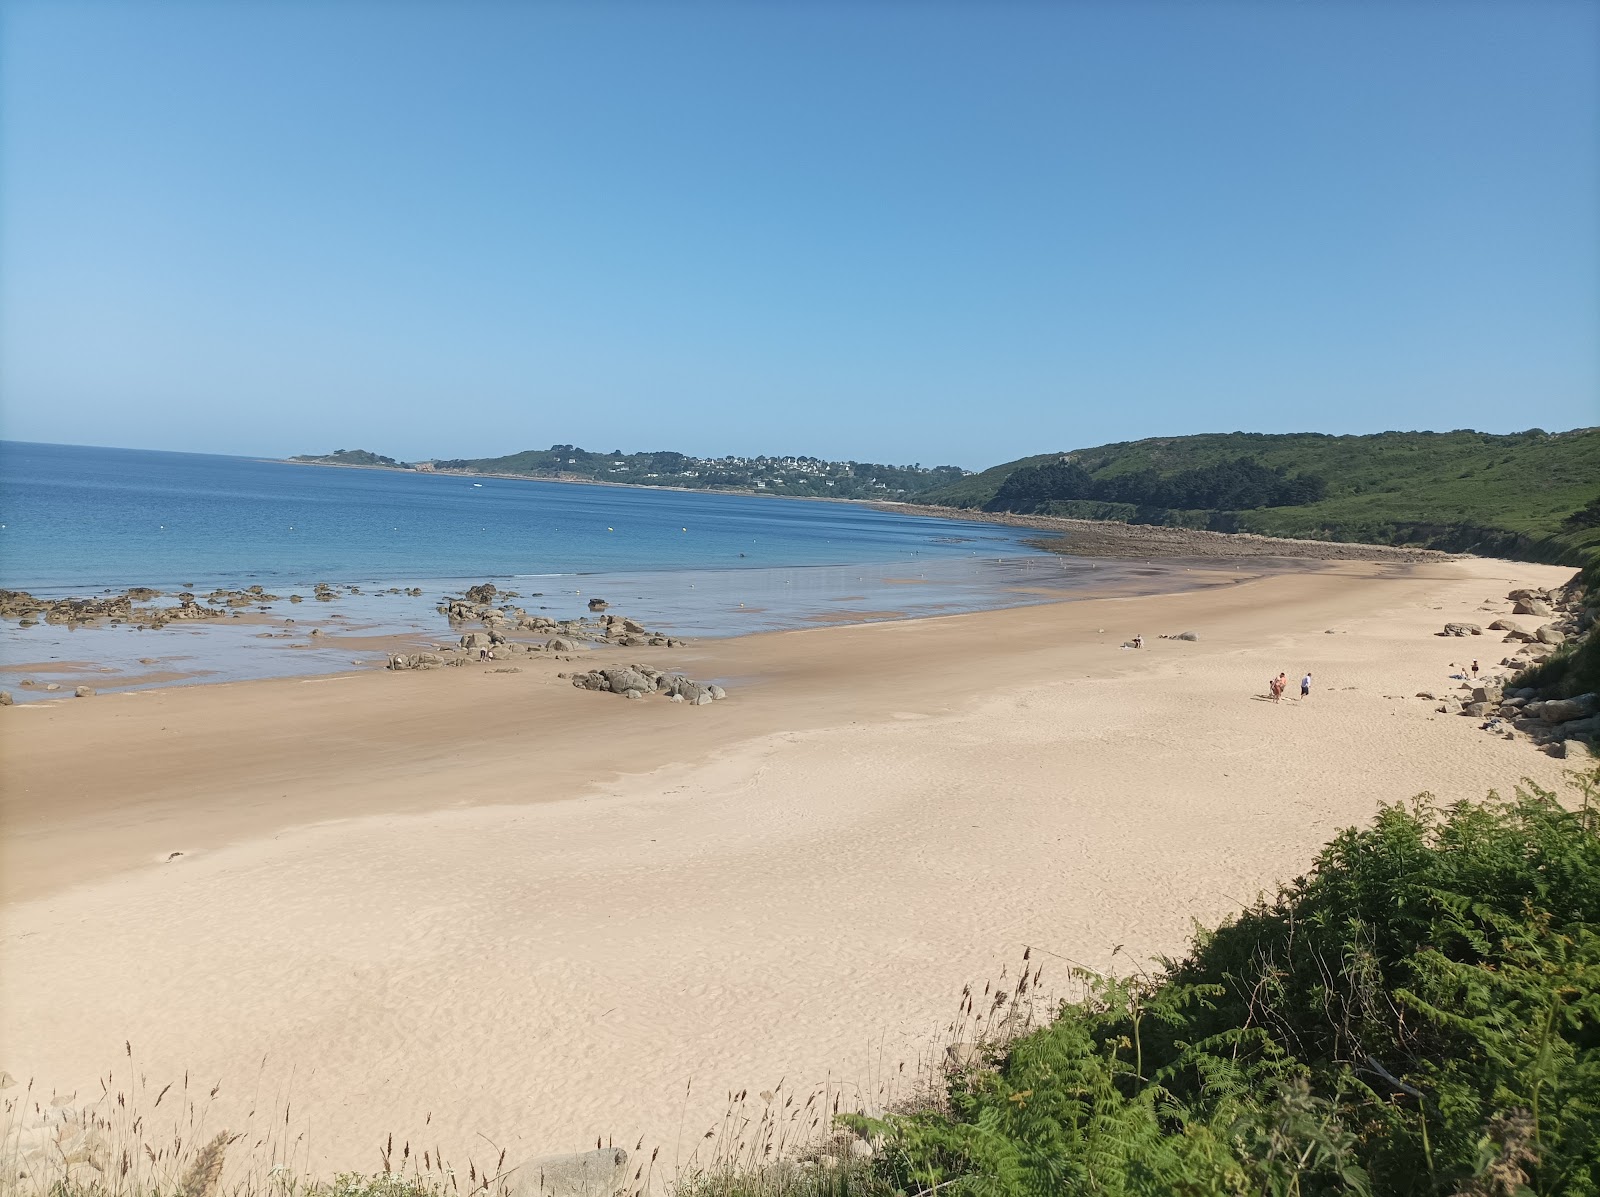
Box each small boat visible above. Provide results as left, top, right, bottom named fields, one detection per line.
left=471, top=483, right=483, bottom=488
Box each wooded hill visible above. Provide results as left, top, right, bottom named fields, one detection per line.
left=920, top=428, right=1600, bottom=566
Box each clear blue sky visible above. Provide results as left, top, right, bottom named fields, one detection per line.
left=1, top=1, right=1595, bottom=468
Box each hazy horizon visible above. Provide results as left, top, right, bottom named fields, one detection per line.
left=4, top=416, right=1598, bottom=476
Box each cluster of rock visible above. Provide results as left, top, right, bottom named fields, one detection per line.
left=0, top=587, right=236, bottom=629
left=565, top=665, right=728, bottom=704
left=1443, top=585, right=1587, bottom=666
left=437, top=584, right=685, bottom=650
left=201, top=584, right=282, bottom=608
left=1430, top=683, right=1597, bottom=758
left=386, top=652, right=450, bottom=671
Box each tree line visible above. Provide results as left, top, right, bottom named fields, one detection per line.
left=987, top=454, right=1328, bottom=514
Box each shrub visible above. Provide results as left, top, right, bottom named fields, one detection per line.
left=848, top=774, right=1600, bottom=1196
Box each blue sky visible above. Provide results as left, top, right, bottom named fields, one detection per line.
left=1, top=1, right=1595, bottom=468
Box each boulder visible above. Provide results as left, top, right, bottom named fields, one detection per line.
left=74, top=686, right=95, bottom=698
left=546, top=637, right=576, bottom=653
left=460, top=631, right=491, bottom=649
left=1513, top=598, right=1553, bottom=617
left=1471, top=682, right=1503, bottom=705
left=1443, top=623, right=1481, bottom=637
left=708, top=684, right=728, bottom=701
left=1536, top=624, right=1565, bottom=646
left=506, top=1147, right=627, bottom=1197
left=1540, top=694, right=1598, bottom=724
left=1461, top=701, right=1492, bottom=718
left=587, top=597, right=609, bottom=611
left=1488, top=619, right=1525, bottom=633
left=600, top=667, right=654, bottom=695
left=0, top=690, right=12, bottom=706
left=1558, top=714, right=1600, bottom=740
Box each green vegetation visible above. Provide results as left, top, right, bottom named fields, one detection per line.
left=688, top=775, right=1600, bottom=1197
left=290, top=449, right=408, bottom=468
left=429, top=446, right=966, bottom=500
left=922, top=428, right=1600, bottom=567
left=1515, top=559, right=1600, bottom=701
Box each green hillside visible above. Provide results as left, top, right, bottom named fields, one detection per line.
left=920, top=427, right=1600, bottom=565
left=429, top=444, right=966, bottom=499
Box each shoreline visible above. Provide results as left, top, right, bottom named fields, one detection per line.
left=0, top=554, right=1287, bottom=703
left=0, top=555, right=1580, bottom=1174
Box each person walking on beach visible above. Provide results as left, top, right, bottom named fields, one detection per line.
left=1301, top=672, right=1312, bottom=698
left=1276, top=672, right=1288, bottom=703
left=1472, top=659, right=1479, bottom=679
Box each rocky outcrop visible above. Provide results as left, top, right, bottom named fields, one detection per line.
left=387, top=652, right=445, bottom=671
left=1529, top=694, right=1597, bottom=724
left=1442, top=622, right=1482, bottom=637
left=567, top=665, right=728, bottom=704
left=0, top=588, right=234, bottom=628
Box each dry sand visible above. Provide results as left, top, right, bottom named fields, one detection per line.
left=0, top=556, right=1583, bottom=1176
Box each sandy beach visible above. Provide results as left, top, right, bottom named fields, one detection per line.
left=0, top=555, right=1582, bottom=1177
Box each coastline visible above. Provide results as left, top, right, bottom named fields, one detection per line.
left=0, top=554, right=1580, bottom=1175
left=274, top=457, right=1475, bottom=562
left=871, top=501, right=1462, bottom=562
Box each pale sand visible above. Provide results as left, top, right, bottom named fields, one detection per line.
left=0, top=557, right=1581, bottom=1174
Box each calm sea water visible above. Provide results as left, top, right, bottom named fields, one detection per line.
left=0, top=442, right=1219, bottom=698
left=0, top=441, right=1040, bottom=592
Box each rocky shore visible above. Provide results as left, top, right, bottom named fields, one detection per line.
left=0, top=586, right=243, bottom=628
left=877, top=504, right=1459, bottom=563
left=1426, top=579, right=1596, bottom=758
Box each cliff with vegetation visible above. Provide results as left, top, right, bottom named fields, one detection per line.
left=921, top=428, right=1600, bottom=568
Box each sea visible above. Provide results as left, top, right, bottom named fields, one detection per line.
left=0, top=441, right=1206, bottom=698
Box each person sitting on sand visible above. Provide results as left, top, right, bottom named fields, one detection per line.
left=1301, top=672, right=1312, bottom=698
